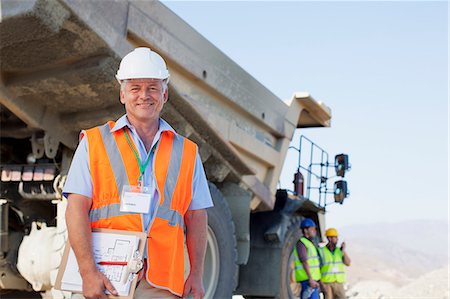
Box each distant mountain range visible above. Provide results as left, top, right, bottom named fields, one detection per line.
left=334, top=219, right=449, bottom=297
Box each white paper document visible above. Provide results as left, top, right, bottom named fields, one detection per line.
left=60, top=232, right=140, bottom=296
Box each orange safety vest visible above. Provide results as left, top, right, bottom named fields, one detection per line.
left=84, top=121, right=197, bottom=296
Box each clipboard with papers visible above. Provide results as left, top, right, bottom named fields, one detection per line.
left=55, top=228, right=147, bottom=299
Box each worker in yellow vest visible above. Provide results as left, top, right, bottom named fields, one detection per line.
left=318, top=228, right=351, bottom=299
left=64, top=47, right=213, bottom=299
left=293, top=218, right=322, bottom=299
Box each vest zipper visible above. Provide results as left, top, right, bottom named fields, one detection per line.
left=140, top=132, right=163, bottom=281
left=146, top=137, right=163, bottom=235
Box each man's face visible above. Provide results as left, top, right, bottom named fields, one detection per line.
left=327, top=236, right=338, bottom=245
left=120, top=78, right=168, bottom=123
left=305, top=226, right=317, bottom=238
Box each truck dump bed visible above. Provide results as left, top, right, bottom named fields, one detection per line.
left=0, top=0, right=331, bottom=210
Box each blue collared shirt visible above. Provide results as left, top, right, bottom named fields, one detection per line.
left=63, top=115, right=213, bottom=230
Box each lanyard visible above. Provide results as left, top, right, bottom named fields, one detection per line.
left=123, top=128, right=153, bottom=187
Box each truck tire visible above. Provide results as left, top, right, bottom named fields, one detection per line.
left=278, top=216, right=302, bottom=299
left=204, top=183, right=238, bottom=299
left=246, top=216, right=302, bottom=299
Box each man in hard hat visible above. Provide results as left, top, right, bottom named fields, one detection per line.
left=64, top=47, right=212, bottom=299
left=318, top=228, right=351, bottom=299
left=293, top=218, right=322, bottom=299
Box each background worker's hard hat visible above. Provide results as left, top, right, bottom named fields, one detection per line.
left=300, top=218, right=316, bottom=229
left=325, top=228, right=339, bottom=237
left=116, top=47, right=170, bottom=83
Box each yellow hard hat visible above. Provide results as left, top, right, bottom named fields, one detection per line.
left=326, top=228, right=338, bottom=237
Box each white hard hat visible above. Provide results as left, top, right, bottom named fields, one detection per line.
left=115, top=47, right=170, bottom=83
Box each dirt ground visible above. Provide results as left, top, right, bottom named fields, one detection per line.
left=346, top=266, right=449, bottom=299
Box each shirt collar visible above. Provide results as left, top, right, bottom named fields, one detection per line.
left=110, top=114, right=175, bottom=134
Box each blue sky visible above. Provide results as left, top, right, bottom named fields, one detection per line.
left=163, top=1, right=448, bottom=227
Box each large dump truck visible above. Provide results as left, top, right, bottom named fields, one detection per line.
left=0, top=1, right=350, bottom=298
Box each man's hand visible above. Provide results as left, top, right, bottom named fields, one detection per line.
left=319, top=280, right=327, bottom=295
left=183, top=273, right=205, bottom=299
left=308, top=278, right=319, bottom=288
left=66, top=194, right=117, bottom=298
left=341, top=241, right=351, bottom=266
left=184, top=209, right=207, bottom=299
left=81, top=270, right=118, bottom=299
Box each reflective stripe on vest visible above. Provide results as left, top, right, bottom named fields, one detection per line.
left=85, top=121, right=197, bottom=296
left=293, top=237, right=321, bottom=281
left=319, top=246, right=346, bottom=283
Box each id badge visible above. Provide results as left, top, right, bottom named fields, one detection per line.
left=332, top=266, right=339, bottom=273
left=120, top=185, right=152, bottom=214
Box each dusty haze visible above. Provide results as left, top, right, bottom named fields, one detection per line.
left=338, top=220, right=449, bottom=298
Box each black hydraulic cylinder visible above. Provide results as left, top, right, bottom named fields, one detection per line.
left=0, top=201, right=8, bottom=255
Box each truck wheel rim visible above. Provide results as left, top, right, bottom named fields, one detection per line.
left=288, top=250, right=301, bottom=297
left=204, top=225, right=220, bottom=298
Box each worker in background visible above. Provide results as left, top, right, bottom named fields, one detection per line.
left=293, top=218, right=322, bottom=299
left=64, top=47, right=213, bottom=299
left=318, top=228, right=351, bottom=299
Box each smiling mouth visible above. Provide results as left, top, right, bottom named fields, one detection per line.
left=137, top=102, right=154, bottom=107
